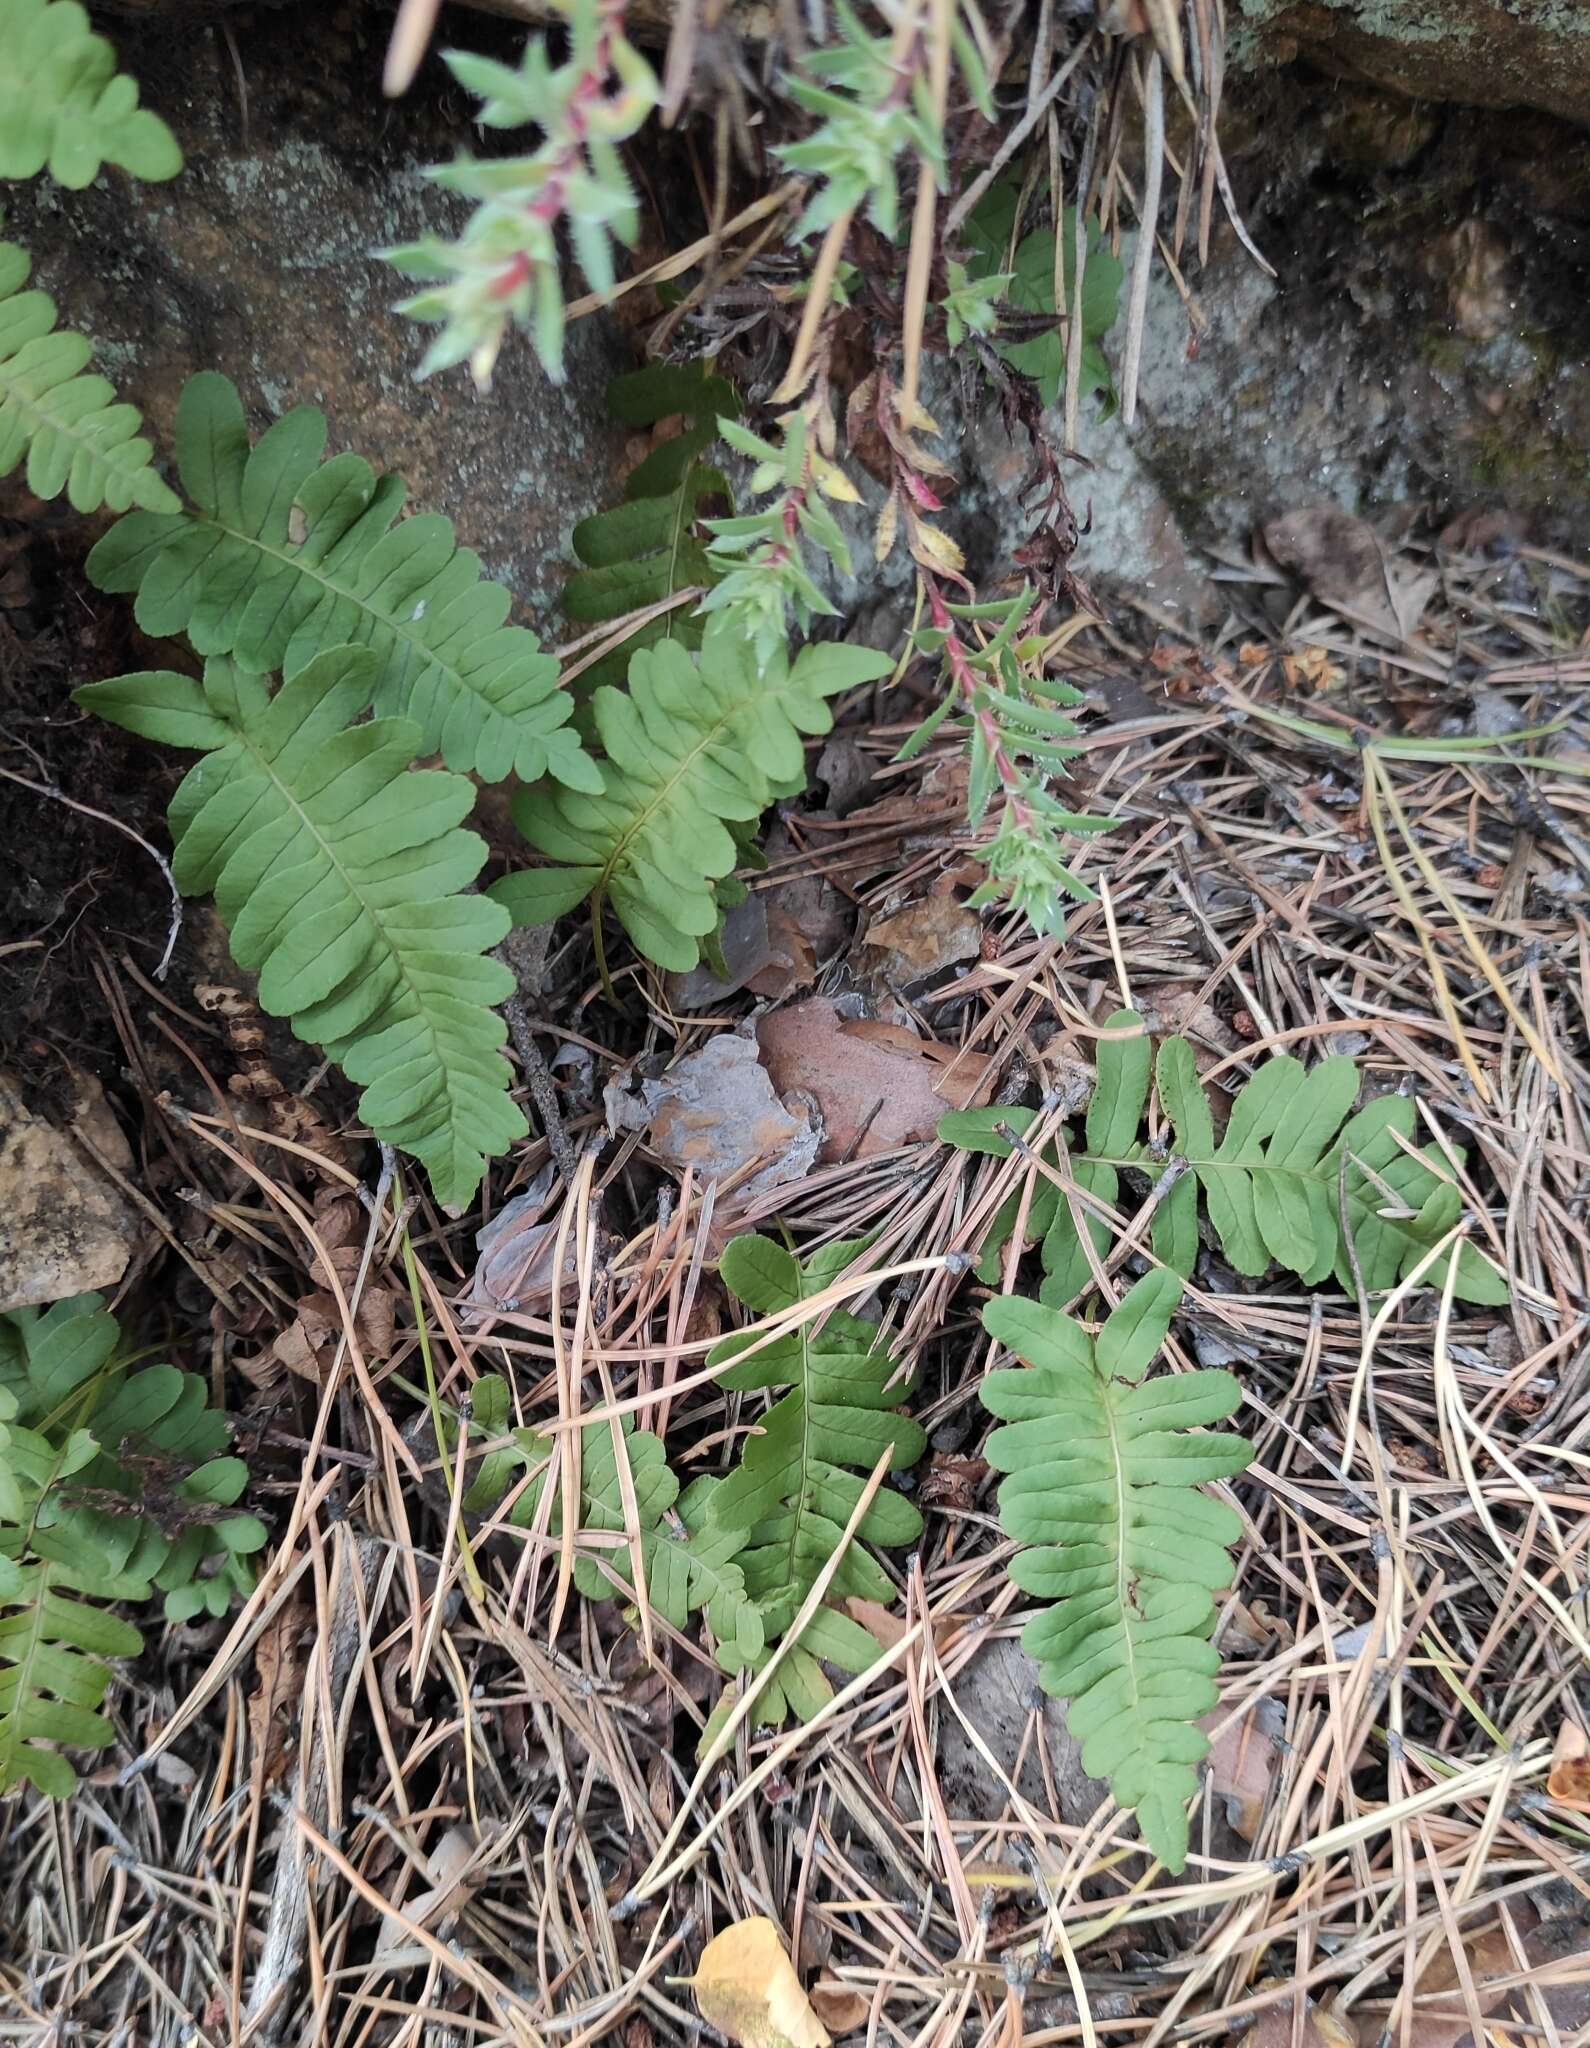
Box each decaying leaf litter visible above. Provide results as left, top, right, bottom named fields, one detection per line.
left=6, top=509, right=1590, bottom=2046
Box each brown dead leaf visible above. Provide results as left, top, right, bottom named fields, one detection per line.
left=606, top=1035, right=821, bottom=1198
left=1261, top=505, right=1435, bottom=644
left=756, top=999, right=993, bottom=1162
left=916, top=1451, right=987, bottom=1513
left=1200, top=1702, right=1284, bottom=1842
left=247, top=1604, right=304, bottom=1788
left=808, top=1981, right=870, bottom=2035
left=1547, top=1718, right=1590, bottom=1810
left=690, top=1917, right=831, bottom=2048
left=1241, top=1990, right=1359, bottom=2048
left=844, top=1597, right=909, bottom=1652
left=856, top=896, right=981, bottom=992
left=375, top=1822, right=498, bottom=1955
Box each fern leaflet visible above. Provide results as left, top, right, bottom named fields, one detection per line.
left=981, top=1270, right=1252, bottom=1872
left=693, top=1235, right=925, bottom=1735
left=941, top=1009, right=1509, bottom=1306
left=84, top=373, right=594, bottom=788
left=0, top=0, right=182, bottom=188
left=564, top=364, right=739, bottom=690
left=0, top=1294, right=264, bottom=1796
left=0, top=241, right=178, bottom=514
left=76, top=646, right=525, bottom=1210
left=492, top=621, right=892, bottom=967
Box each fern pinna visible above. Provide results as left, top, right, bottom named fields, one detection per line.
left=85, top=373, right=593, bottom=790
left=76, top=646, right=523, bottom=1209
left=492, top=621, right=891, bottom=968
left=980, top=1269, right=1252, bottom=1872
left=942, top=1009, right=1509, bottom=1306
left=564, top=364, right=739, bottom=690
left=0, top=0, right=182, bottom=188
left=0, top=1294, right=264, bottom=1798
left=692, top=1234, right=925, bottom=1734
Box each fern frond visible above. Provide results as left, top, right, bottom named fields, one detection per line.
left=493, top=622, right=892, bottom=969
left=75, top=647, right=525, bottom=1209
left=941, top=1010, right=1509, bottom=1306
left=981, top=1271, right=1252, bottom=1872
left=84, top=373, right=593, bottom=789
left=0, top=241, right=178, bottom=514
left=695, top=1235, right=925, bottom=1734
left=0, top=1295, right=263, bottom=1794
left=564, top=365, right=739, bottom=690
left=0, top=0, right=181, bottom=188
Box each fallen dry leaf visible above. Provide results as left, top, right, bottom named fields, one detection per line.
left=1547, top=1718, right=1590, bottom=1810
left=1262, top=505, right=1435, bottom=645
left=690, top=1916, right=831, bottom=2048
left=856, top=895, right=981, bottom=992
left=1241, top=1989, right=1358, bottom=2048
left=807, top=1980, right=870, bottom=2034
left=1200, top=1700, right=1285, bottom=1842
left=375, top=1822, right=497, bottom=1955
left=756, top=998, right=993, bottom=1162
left=606, top=1035, right=820, bottom=1199
left=246, top=1603, right=304, bottom=1788
left=844, top=1596, right=909, bottom=1652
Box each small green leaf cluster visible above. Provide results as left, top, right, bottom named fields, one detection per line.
left=901, top=587, right=1114, bottom=940
left=0, top=241, right=179, bottom=513
left=77, top=647, right=527, bottom=1211
left=941, top=1010, right=1510, bottom=1305
left=0, top=1294, right=265, bottom=1797
left=780, top=0, right=993, bottom=240
left=0, top=0, right=181, bottom=187
left=701, top=411, right=862, bottom=670
left=564, top=364, right=741, bottom=689
left=384, top=0, right=657, bottom=386
left=981, top=1269, right=1252, bottom=1872
left=492, top=620, right=891, bottom=971
left=960, top=179, right=1124, bottom=407
left=940, top=257, right=1009, bottom=347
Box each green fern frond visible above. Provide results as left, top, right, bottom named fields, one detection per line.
left=981, top=1271, right=1252, bottom=1872
left=941, top=1010, right=1509, bottom=1306
left=693, top=1234, right=925, bottom=1736
left=84, top=373, right=593, bottom=789
left=563, top=364, right=740, bottom=690
left=0, top=0, right=181, bottom=188
left=457, top=1384, right=763, bottom=1658
left=0, top=241, right=178, bottom=514
left=0, top=1295, right=263, bottom=1795
left=492, top=621, right=892, bottom=969
left=75, top=647, right=525, bottom=1209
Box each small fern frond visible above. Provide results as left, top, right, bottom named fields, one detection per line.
left=0, top=1295, right=263, bottom=1795
left=0, top=0, right=182, bottom=188
left=981, top=1271, right=1252, bottom=1872
left=494, top=622, right=892, bottom=968
left=0, top=241, right=178, bottom=514
left=941, top=1010, right=1509, bottom=1305
left=75, top=647, right=526, bottom=1209
left=695, top=1234, right=925, bottom=1735
left=84, top=373, right=593, bottom=789
left=564, top=364, right=740, bottom=689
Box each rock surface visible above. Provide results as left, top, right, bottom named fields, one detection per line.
left=5, top=6, right=633, bottom=624
left=0, top=1070, right=142, bottom=1310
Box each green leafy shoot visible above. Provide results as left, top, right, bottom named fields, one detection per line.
left=941, top=257, right=1010, bottom=348
left=564, top=363, right=741, bottom=689
left=0, top=1294, right=264, bottom=1797
left=690, top=1234, right=925, bottom=1738
left=492, top=620, right=892, bottom=972
left=941, top=1010, right=1511, bottom=1305
left=961, top=178, right=1124, bottom=408
left=85, top=372, right=593, bottom=789
left=981, top=1270, right=1252, bottom=1871
left=0, top=241, right=177, bottom=513
left=0, top=0, right=182, bottom=188
left=780, top=0, right=993, bottom=242
left=76, top=647, right=526, bottom=1210
left=384, top=0, right=657, bottom=386
left=901, top=583, right=1114, bottom=939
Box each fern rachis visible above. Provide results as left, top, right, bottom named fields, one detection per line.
left=76, top=646, right=525, bottom=1209
left=980, top=1269, right=1253, bottom=1872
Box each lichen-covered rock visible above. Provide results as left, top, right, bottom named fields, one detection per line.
left=4, top=7, right=632, bottom=623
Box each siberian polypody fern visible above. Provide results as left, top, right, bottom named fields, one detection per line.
left=492, top=621, right=891, bottom=969
left=563, top=364, right=739, bottom=690
left=85, top=373, right=594, bottom=789
left=0, top=1294, right=264, bottom=1797
left=942, top=1009, right=1509, bottom=1305
left=76, top=647, right=524, bottom=1209
left=981, top=1269, right=1251, bottom=1872
left=0, top=0, right=181, bottom=188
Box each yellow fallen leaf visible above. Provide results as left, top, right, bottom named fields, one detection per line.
left=690, top=1917, right=832, bottom=2048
